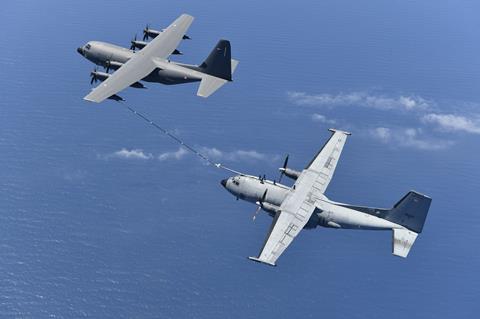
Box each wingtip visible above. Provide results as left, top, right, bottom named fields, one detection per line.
left=328, top=128, right=352, bottom=136
left=248, top=256, right=276, bottom=267
left=180, top=13, right=194, bottom=20
left=408, top=190, right=432, bottom=199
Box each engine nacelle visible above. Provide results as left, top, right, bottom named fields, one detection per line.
left=279, top=168, right=301, bottom=180
left=91, top=70, right=110, bottom=81
left=257, top=202, right=281, bottom=216
left=131, top=40, right=147, bottom=50
left=91, top=71, right=145, bottom=89
left=105, top=60, right=123, bottom=71
left=131, top=40, right=181, bottom=55
left=144, top=28, right=190, bottom=40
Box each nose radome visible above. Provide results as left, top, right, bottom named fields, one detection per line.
left=220, top=179, right=227, bottom=188
left=77, top=47, right=83, bottom=55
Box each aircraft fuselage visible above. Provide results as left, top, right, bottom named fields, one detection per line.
left=221, top=174, right=402, bottom=231
left=77, top=41, right=202, bottom=85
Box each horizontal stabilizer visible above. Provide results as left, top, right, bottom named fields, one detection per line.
left=197, top=75, right=228, bottom=98
left=231, top=59, right=239, bottom=73
left=392, top=228, right=418, bottom=258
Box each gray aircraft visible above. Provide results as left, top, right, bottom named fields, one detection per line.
left=77, top=14, right=239, bottom=102
left=221, top=129, right=432, bottom=266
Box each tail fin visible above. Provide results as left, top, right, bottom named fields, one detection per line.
left=385, top=191, right=432, bottom=233
left=199, top=40, right=232, bottom=81
left=389, top=192, right=431, bottom=258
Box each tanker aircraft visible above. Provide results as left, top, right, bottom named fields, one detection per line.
left=221, top=129, right=432, bottom=266
left=77, top=14, right=238, bottom=102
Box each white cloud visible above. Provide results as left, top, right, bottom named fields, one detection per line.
left=311, top=113, right=336, bottom=124
left=370, top=127, right=453, bottom=150
left=158, top=148, right=189, bottom=161
left=371, top=127, right=391, bottom=142
left=422, top=113, right=480, bottom=134
left=102, top=146, right=275, bottom=163
left=200, top=147, right=275, bottom=162
left=287, top=91, right=431, bottom=111
left=108, top=148, right=153, bottom=160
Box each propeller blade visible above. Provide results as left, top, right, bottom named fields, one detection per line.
left=278, top=154, right=289, bottom=183
left=261, top=189, right=268, bottom=203
left=130, top=34, right=137, bottom=51
left=253, top=189, right=268, bottom=221
left=143, top=24, right=149, bottom=41
left=252, top=205, right=261, bottom=221
left=283, top=155, right=289, bottom=169
left=90, top=69, right=96, bottom=85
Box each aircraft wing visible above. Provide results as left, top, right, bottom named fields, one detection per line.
left=84, top=14, right=194, bottom=103
left=302, top=128, right=351, bottom=195
left=249, top=129, right=350, bottom=266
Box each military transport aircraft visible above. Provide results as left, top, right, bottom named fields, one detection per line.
left=221, top=129, right=432, bottom=266
left=77, top=14, right=239, bottom=102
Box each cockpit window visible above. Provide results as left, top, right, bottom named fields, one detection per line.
left=85, top=44, right=91, bottom=50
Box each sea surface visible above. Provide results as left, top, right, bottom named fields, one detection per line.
left=0, top=0, right=479, bottom=318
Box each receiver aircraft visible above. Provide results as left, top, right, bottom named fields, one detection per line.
left=221, top=129, right=432, bottom=266
left=77, top=14, right=239, bottom=102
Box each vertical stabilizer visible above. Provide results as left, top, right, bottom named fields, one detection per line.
left=385, top=191, right=431, bottom=233
left=199, top=40, right=232, bottom=81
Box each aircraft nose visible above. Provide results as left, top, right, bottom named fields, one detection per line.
left=220, top=179, right=227, bottom=188
left=77, top=47, right=84, bottom=55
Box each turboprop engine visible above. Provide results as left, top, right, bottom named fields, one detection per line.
left=143, top=25, right=191, bottom=40
left=90, top=69, right=146, bottom=89
left=278, top=155, right=301, bottom=181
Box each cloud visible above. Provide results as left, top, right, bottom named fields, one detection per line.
left=102, top=146, right=275, bottom=163
left=200, top=147, right=276, bottom=162
left=422, top=113, right=480, bottom=134
left=158, top=148, right=189, bottom=161
left=370, top=127, right=453, bottom=150
left=371, top=127, right=391, bottom=142
left=287, top=91, right=431, bottom=111
left=107, top=148, right=153, bottom=160
left=311, top=113, right=336, bottom=124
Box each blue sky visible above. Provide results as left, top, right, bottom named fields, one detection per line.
left=0, top=0, right=479, bottom=318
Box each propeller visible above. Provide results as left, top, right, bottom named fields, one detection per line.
left=105, top=60, right=111, bottom=73
left=130, top=34, right=138, bottom=51
left=143, top=24, right=150, bottom=41
left=253, top=189, right=268, bottom=221
left=278, top=154, right=289, bottom=183
left=90, top=67, right=98, bottom=85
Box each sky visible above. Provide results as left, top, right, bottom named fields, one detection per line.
left=0, top=0, right=479, bottom=318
